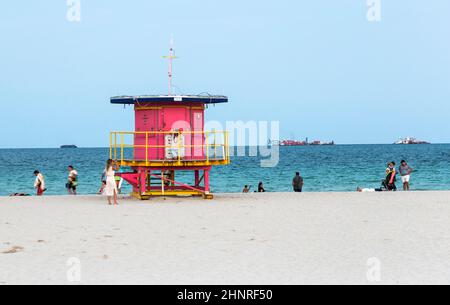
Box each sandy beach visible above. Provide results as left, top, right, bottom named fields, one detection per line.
left=1, top=192, right=450, bottom=285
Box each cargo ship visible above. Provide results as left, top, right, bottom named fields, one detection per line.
left=269, top=139, right=335, bottom=146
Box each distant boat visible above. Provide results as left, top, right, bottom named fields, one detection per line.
left=280, top=140, right=308, bottom=146
left=309, top=140, right=335, bottom=146
left=270, top=139, right=335, bottom=146
left=60, top=145, right=78, bottom=149
left=394, top=137, right=430, bottom=145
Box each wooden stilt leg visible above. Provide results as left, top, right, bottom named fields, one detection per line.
left=203, top=168, right=213, bottom=199
left=140, top=170, right=147, bottom=196
left=195, top=170, right=200, bottom=187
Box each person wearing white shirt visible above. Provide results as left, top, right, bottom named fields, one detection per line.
left=67, top=165, right=78, bottom=195
left=103, top=159, right=119, bottom=206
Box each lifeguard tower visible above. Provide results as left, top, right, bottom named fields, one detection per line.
left=109, top=44, right=230, bottom=200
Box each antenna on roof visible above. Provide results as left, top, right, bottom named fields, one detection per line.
left=163, top=35, right=178, bottom=96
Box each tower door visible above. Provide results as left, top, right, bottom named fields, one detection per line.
left=135, top=109, right=160, bottom=161
left=192, top=110, right=205, bottom=159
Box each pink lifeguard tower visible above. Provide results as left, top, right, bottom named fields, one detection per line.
left=109, top=45, right=230, bottom=200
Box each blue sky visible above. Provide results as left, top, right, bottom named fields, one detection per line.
left=1, top=0, right=449, bottom=147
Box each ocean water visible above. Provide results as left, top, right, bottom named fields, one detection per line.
left=0, top=145, right=449, bottom=196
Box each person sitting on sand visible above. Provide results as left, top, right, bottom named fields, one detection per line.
left=358, top=174, right=396, bottom=192
left=385, top=162, right=397, bottom=191
left=9, top=193, right=30, bottom=197
left=66, top=165, right=78, bottom=195
left=292, top=172, right=304, bottom=193
left=399, top=160, right=414, bottom=191
left=258, top=182, right=266, bottom=193
left=104, top=159, right=119, bottom=206
left=243, top=185, right=251, bottom=193
left=33, top=170, right=46, bottom=196
left=357, top=187, right=383, bottom=192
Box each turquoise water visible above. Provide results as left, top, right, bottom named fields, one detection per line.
left=0, top=145, right=449, bottom=196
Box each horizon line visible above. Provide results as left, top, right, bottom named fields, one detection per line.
left=0, top=143, right=449, bottom=150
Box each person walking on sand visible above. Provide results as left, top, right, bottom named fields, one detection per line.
left=293, top=172, right=304, bottom=192
left=104, top=159, right=119, bottom=206
left=33, top=170, right=46, bottom=196
left=66, top=165, right=78, bottom=195
left=399, top=160, right=414, bottom=191
left=385, top=162, right=397, bottom=191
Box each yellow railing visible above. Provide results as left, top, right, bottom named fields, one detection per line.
left=109, top=130, right=230, bottom=165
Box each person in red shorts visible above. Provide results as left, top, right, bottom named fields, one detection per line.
left=33, top=170, right=46, bottom=196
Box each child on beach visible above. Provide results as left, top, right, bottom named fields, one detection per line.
left=98, top=181, right=107, bottom=195
left=115, top=175, right=124, bottom=194
left=399, top=160, right=414, bottom=191
left=243, top=185, right=251, bottom=193
left=98, top=169, right=108, bottom=194
left=104, top=159, right=119, bottom=206
left=66, top=166, right=78, bottom=195
left=33, top=170, right=46, bottom=196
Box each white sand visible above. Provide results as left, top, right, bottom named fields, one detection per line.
left=1, top=191, right=450, bottom=285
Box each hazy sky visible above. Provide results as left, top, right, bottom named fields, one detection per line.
left=1, top=0, right=449, bottom=147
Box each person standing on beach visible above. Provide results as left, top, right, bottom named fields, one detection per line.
left=292, top=172, right=304, bottom=192
left=66, top=165, right=78, bottom=195
left=399, top=160, right=414, bottom=191
left=33, top=170, right=46, bottom=196
left=385, top=162, right=397, bottom=191
left=104, top=159, right=119, bottom=206
left=258, top=182, right=266, bottom=193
